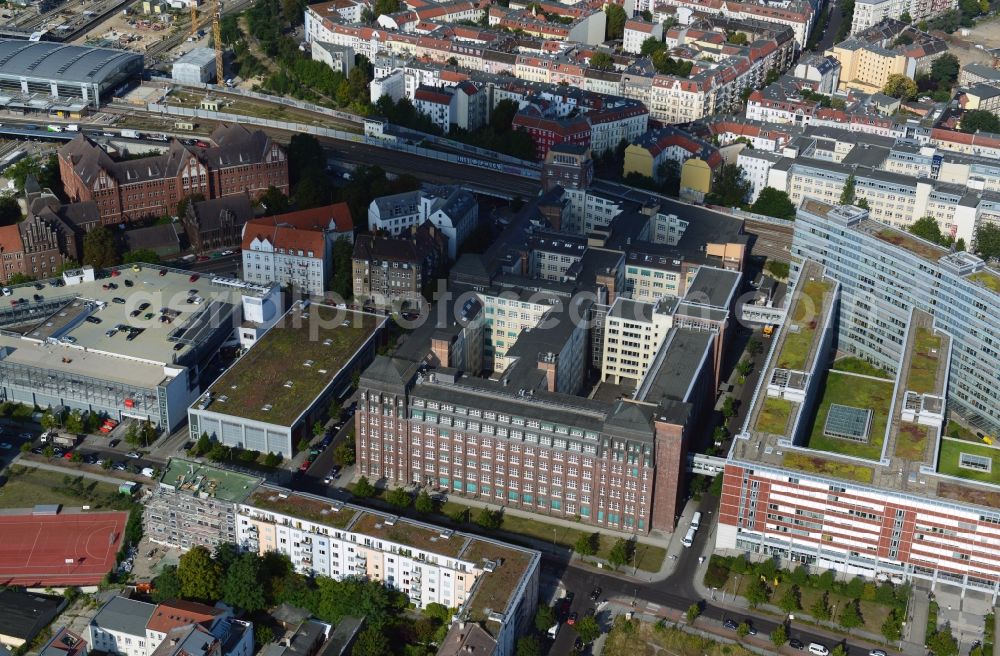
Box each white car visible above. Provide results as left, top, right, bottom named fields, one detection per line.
left=1, top=288, right=10, bottom=296
left=808, top=644, right=829, bottom=656
left=0, top=442, right=11, bottom=450
left=220, top=249, right=235, bottom=256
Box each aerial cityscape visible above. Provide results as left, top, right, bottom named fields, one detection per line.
left=0, top=0, right=999, bottom=653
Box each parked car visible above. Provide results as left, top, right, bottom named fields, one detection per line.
left=789, top=639, right=804, bottom=650
left=113, top=461, right=128, bottom=471
left=113, top=297, right=126, bottom=304
left=18, top=432, right=31, bottom=440
left=159, top=269, right=167, bottom=277
left=109, top=439, right=121, bottom=448
left=86, top=316, right=102, bottom=324
left=63, top=451, right=74, bottom=459
left=589, top=587, right=602, bottom=602
left=189, top=274, right=200, bottom=283
left=299, top=460, right=311, bottom=472
left=138, top=302, right=150, bottom=311
left=0, top=442, right=11, bottom=450
left=126, top=451, right=141, bottom=458
left=567, top=612, right=577, bottom=626
left=808, top=644, right=829, bottom=656
left=723, top=619, right=739, bottom=631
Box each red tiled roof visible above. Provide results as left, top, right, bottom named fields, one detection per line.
left=242, top=224, right=327, bottom=254
left=254, top=203, right=353, bottom=233
left=146, top=601, right=221, bottom=634
left=415, top=87, right=454, bottom=104
left=0, top=225, right=23, bottom=255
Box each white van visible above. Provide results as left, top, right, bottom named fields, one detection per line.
left=546, top=623, right=559, bottom=639
left=691, top=511, right=702, bottom=530
left=681, top=526, right=697, bottom=547
left=808, top=644, right=829, bottom=656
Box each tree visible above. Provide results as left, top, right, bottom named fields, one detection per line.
left=121, top=249, right=161, bottom=265
left=975, top=223, right=1000, bottom=259
left=333, top=442, right=356, bottom=467
left=640, top=36, right=666, bottom=55
left=608, top=538, right=630, bottom=568
left=574, top=532, right=599, bottom=556
left=0, top=193, right=21, bottom=226
left=590, top=52, right=614, bottom=70
left=329, top=238, right=354, bottom=301
left=881, top=608, right=904, bottom=642
left=535, top=605, right=557, bottom=633
left=831, top=646, right=848, bottom=656
left=930, top=53, right=960, bottom=89
left=605, top=3, right=626, bottom=39
left=928, top=626, right=959, bottom=656
left=883, top=74, right=918, bottom=100
left=214, top=542, right=240, bottom=572
left=475, top=507, right=503, bottom=530
left=840, top=174, right=856, bottom=205
left=223, top=552, right=266, bottom=611
left=722, top=396, right=736, bottom=419
left=900, top=9, right=912, bottom=21
left=736, top=622, right=751, bottom=638
left=313, top=421, right=326, bottom=437
left=515, top=635, right=541, bottom=656
left=839, top=599, right=863, bottom=632
left=778, top=585, right=801, bottom=613
left=770, top=624, right=788, bottom=647
left=352, top=626, right=392, bottom=656
left=960, top=109, right=1000, bottom=134
left=386, top=487, right=411, bottom=509
left=354, top=476, right=376, bottom=498
left=810, top=592, right=831, bottom=621
left=373, top=0, right=400, bottom=16
left=258, top=186, right=290, bottom=216
left=83, top=226, right=119, bottom=269
left=704, top=164, right=751, bottom=207
left=856, top=197, right=870, bottom=210
left=745, top=578, right=771, bottom=608
left=194, top=432, right=212, bottom=456
left=254, top=625, right=275, bottom=647
left=686, top=603, right=701, bottom=623
left=177, top=546, right=223, bottom=601
left=287, top=133, right=325, bottom=188
left=65, top=409, right=84, bottom=434
left=727, top=30, right=749, bottom=44
left=750, top=187, right=796, bottom=220
left=909, top=216, right=944, bottom=244
left=152, top=564, right=183, bottom=602
left=576, top=614, right=601, bottom=643
left=414, top=490, right=434, bottom=513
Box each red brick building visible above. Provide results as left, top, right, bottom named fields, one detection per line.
left=59, top=124, right=288, bottom=224
left=512, top=106, right=592, bottom=160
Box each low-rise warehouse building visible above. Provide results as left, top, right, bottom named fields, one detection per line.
left=188, top=302, right=387, bottom=456
left=0, top=265, right=280, bottom=431
left=0, top=39, right=143, bottom=110
left=172, top=47, right=218, bottom=85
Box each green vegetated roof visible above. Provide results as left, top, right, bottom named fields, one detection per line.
left=756, top=397, right=793, bottom=435
left=461, top=539, right=534, bottom=630
left=776, top=278, right=833, bottom=371
left=806, top=371, right=894, bottom=461
left=937, top=439, right=1000, bottom=486
left=247, top=488, right=359, bottom=529
left=907, top=327, right=942, bottom=395
left=161, top=458, right=259, bottom=502
left=782, top=452, right=874, bottom=484
left=968, top=269, right=1000, bottom=293
left=203, top=308, right=380, bottom=425
left=874, top=228, right=947, bottom=261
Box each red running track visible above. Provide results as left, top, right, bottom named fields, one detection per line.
left=0, top=511, right=127, bottom=586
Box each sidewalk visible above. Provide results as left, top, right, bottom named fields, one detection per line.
left=15, top=455, right=141, bottom=487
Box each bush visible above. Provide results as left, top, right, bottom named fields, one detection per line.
left=704, top=555, right=732, bottom=588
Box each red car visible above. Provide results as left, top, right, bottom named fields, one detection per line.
left=63, top=451, right=74, bottom=459
left=159, top=269, right=167, bottom=277
left=189, top=274, right=200, bottom=283
left=299, top=460, right=311, bottom=472
left=111, top=270, right=121, bottom=277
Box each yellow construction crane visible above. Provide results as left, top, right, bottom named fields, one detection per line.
left=189, top=0, right=224, bottom=84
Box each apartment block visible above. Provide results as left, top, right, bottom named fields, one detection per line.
left=368, top=186, right=477, bottom=260
left=236, top=488, right=540, bottom=656
left=351, top=222, right=448, bottom=309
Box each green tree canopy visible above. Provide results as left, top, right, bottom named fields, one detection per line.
left=515, top=635, right=541, bottom=656
left=605, top=4, right=626, bottom=39
left=122, top=249, right=161, bottom=265
left=839, top=599, right=863, bottom=631
left=152, top=564, right=183, bottom=603
left=908, top=216, right=947, bottom=244
left=414, top=490, right=434, bottom=513
left=351, top=626, right=392, bottom=656
left=975, top=223, right=1000, bottom=259
left=574, top=532, right=599, bottom=556
left=930, top=53, right=960, bottom=89
left=223, top=552, right=267, bottom=611
left=0, top=193, right=21, bottom=226
left=840, top=174, right=856, bottom=205
left=778, top=585, right=801, bottom=613
left=386, top=487, right=411, bottom=508
left=353, top=476, right=376, bottom=498
left=640, top=36, right=666, bottom=55
left=258, top=186, right=290, bottom=216
left=589, top=52, right=614, bottom=70
left=770, top=624, right=788, bottom=647
left=705, top=164, right=751, bottom=207
left=750, top=187, right=796, bottom=220
left=534, top=605, right=556, bottom=633
left=177, top=546, right=223, bottom=601
left=960, top=109, right=1000, bottom=134
left=745, top=578, right=771, bottom=608
left=83, top=226, right=119, bottom=269
left=883, top=74, right=918, bottom=100
left=928, top=626, right=959, bottom=656
left=575, top=614, right=601, bottom=643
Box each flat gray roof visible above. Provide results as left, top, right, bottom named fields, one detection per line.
left=0, top=39, right=142, bottom=86
left=92, top=596, right=155, bottom=637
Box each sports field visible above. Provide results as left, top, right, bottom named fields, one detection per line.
left=0, top=510, right=126, bottom=586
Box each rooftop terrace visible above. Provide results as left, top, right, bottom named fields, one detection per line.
left=160, top=458, right=259, bottom=502
left=200, top=305, right=383, bottom=425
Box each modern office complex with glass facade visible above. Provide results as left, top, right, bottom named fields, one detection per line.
left=791, top=200, right=1000, bottom=434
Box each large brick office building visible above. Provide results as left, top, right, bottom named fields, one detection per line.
left=59, top=124, right=288, bottom=224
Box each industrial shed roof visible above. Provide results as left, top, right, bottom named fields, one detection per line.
left=0, top=39, right=142, bottom=85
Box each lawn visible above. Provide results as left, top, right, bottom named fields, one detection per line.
left=938, top=439, right=1000, bottom=485
left=806, top=371, right=894, bottom=460
left=791, top=584, right=893, bottom=638
left=783, top=452, right=874, bottom=484
left=757, top=397, right=793, bottom=435
left=946, top=420, right=980, bottom=443
left=0, top=465, right=130, bottom=510
left=603, top=617, right=757, bottom=656
left=907, top=327, right=942, bottom=394
left=777, top=279, right=833, bottom=371
left=440, top=499, right=667, bottom=573
left=831, top=357, right=892, bottom=379
left=895, top=422, right=931, bottom=461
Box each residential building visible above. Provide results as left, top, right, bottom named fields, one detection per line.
left=850, top=0, right=955, bottom=34
left=311, top=41, right=353, bottom=76
left=623, top=19, right=662, bottom=55
left=182, top=194, right=254, bottom=255
left=351, top=222, right=448, bottom=310
left=0, top=590, right=65, bottom=649
left=367, top=186, right=477, bottom=259
left=237, top=488, right=540, bottom=656
left=59, top=125, right=288, bottom=224
left=88, top=597, right=251, bottom=656
left=541, top=143, right=594, bottom=192
left=188, top=304, right=387, bottom=456
left=414, top=85, right=456, bottom=133
left=144, top=459, right=260, bottom=550
left=512, top=107, right=592, bottom=160
left=959, top=63, right=1000, bottom=87
left=622, top=125, right=722, bottom=201
left=792, top=54, right=842, bottom=94
left=241, top=203, right=354, bottom=296
left=40, top=628, right=88, bottom=656
left=960, top=84, right=1000, bottom=113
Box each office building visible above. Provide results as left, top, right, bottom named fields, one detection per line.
left=188, top=303, right=386, bottom=456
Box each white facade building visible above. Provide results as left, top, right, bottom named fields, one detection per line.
left=368, top=186, right=477, bottom=259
